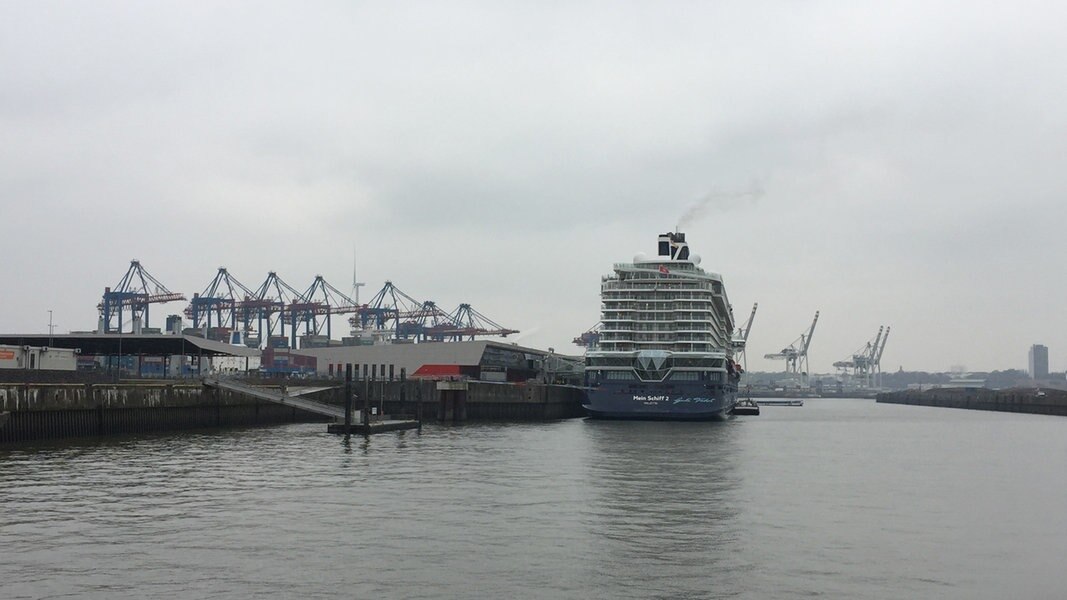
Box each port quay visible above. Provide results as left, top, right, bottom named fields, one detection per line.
left=0, top=336, right=587, bottom=444
left=3, top=256, right=1067, bottom=443
left=0, top=259, right=593, bottom=443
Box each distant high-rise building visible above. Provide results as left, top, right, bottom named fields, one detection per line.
left=1029, top=344, right=1049, bottom=379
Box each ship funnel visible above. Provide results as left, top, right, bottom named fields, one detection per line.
left=659, top=232, right=690, bottom=260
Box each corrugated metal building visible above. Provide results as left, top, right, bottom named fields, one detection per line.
left=293, top=340, right=562, bottom=382
left=0, top=345, right=77, bottom=371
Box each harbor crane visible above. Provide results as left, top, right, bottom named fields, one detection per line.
left=241, top=272, right=305, bottom=347
left=352, top=281, right=419, bottom=341
left=872, top=326, right=890, bottom=388
left=99, top=260, right=186, bottom=334
left=833, top=326, right=891, bottom=389
left=351, top=281, right=519, bottom=342
left=573, top=324, right=601, bottom=349
left=185, top=268, right=255, bottom=343
left=406, top=300, right=460, bottom=341
left=291, top=275, right=361, bottom=346
left=444, top=303, right=519, bottom=341
left=731, top=302, right=758, bottom=367
left=764, top=310, right=820, bottom=387
left=834, top=326, right=880, bottom=388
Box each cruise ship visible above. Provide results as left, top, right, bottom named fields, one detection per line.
left=582, top=232, right=742, bottom=420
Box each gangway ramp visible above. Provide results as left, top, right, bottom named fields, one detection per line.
left=203, top=377, right=346, bottom=421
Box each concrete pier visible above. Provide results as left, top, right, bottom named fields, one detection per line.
left=0, top=380, right=326, bottom=444
left=0, top=374, right=585, bottom=444
left=877, top=387, right=1067, bottom=416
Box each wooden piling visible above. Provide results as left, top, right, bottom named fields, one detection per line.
left=344, top=364, right=353, bottom=428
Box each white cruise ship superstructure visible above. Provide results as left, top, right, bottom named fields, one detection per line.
left=582, top=232, right=742, bottom=419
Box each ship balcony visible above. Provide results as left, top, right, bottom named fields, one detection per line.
left=673, top=315, right=713, bottom=322
left=601, top=326, right=682, bottom=337
left=610, top=263, right=705, bottom=273
left=602, top=295, right=686, bottom=302
left=674, top=334, right=714, bottom=342
left=673, top=345, right=714, bottom=353
left=630, top=341, right=675, bottom=349
left=602, top=281, right=712, bottom=290
left=631, top=334, right=680, bottom=342
left=672, top=303, right=714, bottom=310
left=628, top=310, right=676, bottom=316
left=606, top=326, right=670, bottom=337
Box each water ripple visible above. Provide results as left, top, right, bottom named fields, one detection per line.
left=4, top=403, right=1067, bottom=598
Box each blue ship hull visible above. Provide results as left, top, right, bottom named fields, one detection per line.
left=582, top=380, right=737, bottom=421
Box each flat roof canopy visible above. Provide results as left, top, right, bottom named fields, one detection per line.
left=0, top=334, right=260, bottom=358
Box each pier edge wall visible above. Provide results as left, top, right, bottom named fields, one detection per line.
left=876, top=388, right=1067, bottom=417
left=0, top=379, right=585, bottom=444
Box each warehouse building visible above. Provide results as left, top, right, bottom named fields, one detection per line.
left=0, top=345, right=78, bottom=371
left=293, top=340, right=581, bottom=383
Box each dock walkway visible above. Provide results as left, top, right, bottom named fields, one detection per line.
left=203, top=377, right=346, bottom=421
left=202, top=377, right=420, bottom=433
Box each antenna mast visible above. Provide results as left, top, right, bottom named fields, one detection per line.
left=351, top=246, right=365, bottom=305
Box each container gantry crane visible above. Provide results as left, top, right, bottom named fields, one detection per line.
left=185, top=268, right=255, bottom=342
left=408, top=300, right=460, bottom=341
left=731, top=302, right=758, bottom=367
left=99, top=260, right=186, bottom=334
left=833, top=326, right=883, bottom=388
left=349, top=281, right=518, bottom=342
left=242, top=272, right=304, bottom=348
left=573, top=324, right=601, bottom=349
left=763, top=310, right=820, bottom=387
left=351, top=281, right=421, bottom=341
left=443, top=303, right=519, bottom=341
left=872, top=326, right=890, bottom=388
left=290, top=275, right=361, bottom=347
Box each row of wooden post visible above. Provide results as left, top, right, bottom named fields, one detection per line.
left=342, top=365, right=422, bottom=432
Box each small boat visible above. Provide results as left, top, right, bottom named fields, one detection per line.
left=731, top=398, right=760, bottom=416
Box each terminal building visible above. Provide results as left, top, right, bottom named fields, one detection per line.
left=292, top=340, right=582, bottom=383
left=0, top=334, right=259, bottom=377
left=0, top=333, right=582, bottom=384
left=0, top=345, right=77, bottom=371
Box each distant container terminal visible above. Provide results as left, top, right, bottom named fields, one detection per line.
left=0, top=259, right=586, bottom=444
left=0, top=257, right=583, bottom=379
left=96, top=260, right=520, bottom=351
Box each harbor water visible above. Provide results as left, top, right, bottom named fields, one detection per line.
left=3, top=398, right=1066, bottom=599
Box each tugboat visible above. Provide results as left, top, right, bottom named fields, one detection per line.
left=582, top=232, right=743, bottom=420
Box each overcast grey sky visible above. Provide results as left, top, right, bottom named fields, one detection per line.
left=2, top=1, right=1065, bottom=373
